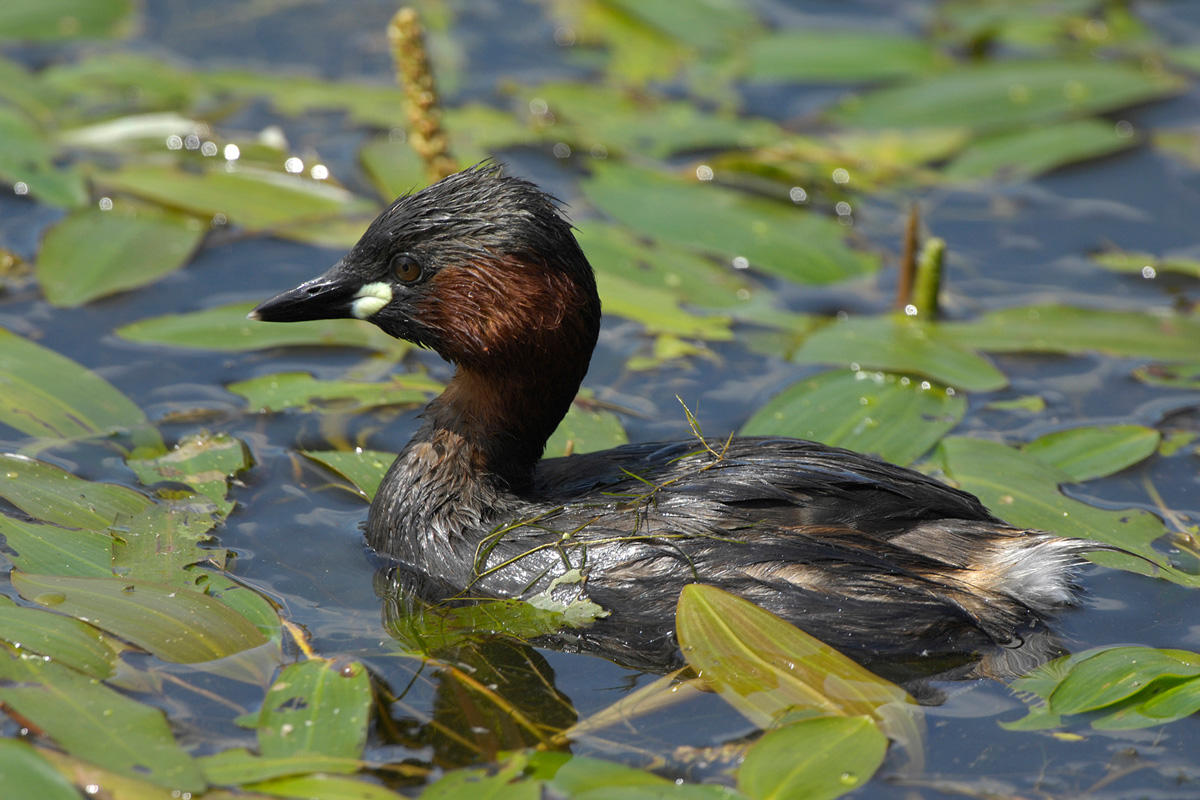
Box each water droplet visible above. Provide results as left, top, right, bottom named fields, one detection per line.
left=840, top=772, right=859, bottom=785
left=33, top=592, right=66, bottom=606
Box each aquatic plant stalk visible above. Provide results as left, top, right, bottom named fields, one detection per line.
left=389, top=8, right=457, bottom=182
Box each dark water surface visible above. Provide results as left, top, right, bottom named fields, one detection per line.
left=3, top=0, right=1200, bottom=797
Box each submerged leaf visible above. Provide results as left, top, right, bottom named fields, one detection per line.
left=36, top=205, right=206, bottom=307
left=741, top=369, right=964, bottom=466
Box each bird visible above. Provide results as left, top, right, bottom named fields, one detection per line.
left=250, top=163, right=1103, bottom=674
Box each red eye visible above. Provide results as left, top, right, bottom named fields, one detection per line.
left=392, top=254, right=422, bottom=283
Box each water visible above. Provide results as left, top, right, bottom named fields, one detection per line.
left=2, top=0, right=1200, bottom=796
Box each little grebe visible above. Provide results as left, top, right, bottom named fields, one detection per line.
left=251, top=164, right=1102, bottom=668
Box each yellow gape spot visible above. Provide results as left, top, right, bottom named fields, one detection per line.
left=352, top=282, right=393, bottom=319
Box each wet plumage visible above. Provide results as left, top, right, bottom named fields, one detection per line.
left=251, top=164, right=1101, bottom=674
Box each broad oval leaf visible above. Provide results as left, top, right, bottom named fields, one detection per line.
left=741, top=369, right=964, bottom=466
left=792, top=316, right=1007, bottom=392
left=12, top=572, right=268, bottom=664
left=582, top=162, right=879, bottom=285
left=0, top=645, right=205, bottom=791
left=0, top=453, right=153, bottom=530
left=0, top=329, right=160, bottom=447
left=36, top=205, right=206, bottom=307
left=257, top=659, right=371, bottom=760
left=117, top=302, right=404, bottom=353
left=1023, top=425, right=1160, bottom=482
left=831, top=59, right=1185, bottom=132
left=738, top=716, right=887, bottom=800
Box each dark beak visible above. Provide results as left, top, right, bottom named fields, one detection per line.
left=248, top=268, right=358, bottom=323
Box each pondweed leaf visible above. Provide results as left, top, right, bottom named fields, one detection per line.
left=126, top=431, right=251, bottom=516
left=301, top=449, right=394, bottom=502
left=0, top=595, right=117, bottom=678
left=109, top=503, right=222, bottom=583
left=741, top=369, right=965, bottom=467
left=0, top=105, right=86, bottom=207
left=1008, top=646, right=1200, bottom=731
left=738, top=716, right=887, bottom=800
left=199, top=748, right=364, bottom=785
left=792, top=315, right=1008, bottom=391
left=1135, top=362, right=1200, bottom=389
left=97, top=164, right=374, bottom=232
left=675, top=585, right=922, bottom=767
left=597, top=272, right=734, bottom=340
left=1092, top=249, right=1200, bottom=279
left=0, top=644, right=205, bottom=791
left=0, top=453, right=152, bottom=530
left=1023, top=425, right=1160, bottom=482
left=545, top=396, right=629, bottom=458
left=746, top=28, right=941, bottom=82
left=0, top=0, right=134, bottom=40
left=0, top=740, right=80, bottom=800
left=831, top=59, right=1185, bottom=132
left=944, top=119, right=1133, bottom=180
left=118, top=302, right=404, bottom=353
left=939, top=305, right=1200, bottom=361
left=932, top=438, right=1197, bottom=586
left=247, top=773, right=409, bottom=799
left=582, top=162, right=879, bottom=285
left=0, top=514, right=113, bottom=577
left=605, top=0, right=760, bottom=52
left=36, top=203, right=206, bottom=307
left=229, top=371, right=442, bottom=414
left=0, top=329, right=161, bottom=449
left=256, top=659, right=371, bottom=760
left=12, top=572, right=269, bottom=664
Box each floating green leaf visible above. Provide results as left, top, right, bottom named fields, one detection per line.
left=1049, top=647, right=1200, bottom=715
left=0, top=741, right=80, bottom=800
left=831, top=59, right=1184, bottom=132
left=582, top=162, right=879, bottom=285
left=126, top=431, right=251, bottom=515
left=741, top=369, right=964, bottom=467
left=118, top=302, right=404, bottom=353
left=525, top=83, right=784, bottom=158
left=110, top=504, right=221, bottom=583
left=932, top=438, right=1194, bottom=584
left=0, top=453, right=152, bottom=530
left=747, top=29, right=941, bottom=83
left=597, top=272, right=733, bottom=340
left=229, top=371, right=442, bottom=414
left=199, top=748, right=362, bottom=786
left=301, top=449, right=394, bottom=502
left=1092, top=250, right=1200, bottom=279
left=738, top=716, right=887, bottom=800
left=545, top=397, right=629, bottom=458
left=1135, top=362, right=1200, bottom=389
left=0, top=106, right=86, bottom=207
left=188, top=570, right=282, bottom=643
left=0, top=0, right=133, bottom=40
left=0, top=329, right=161, bottom=447
left=36, top=204, right=206, bottom=307
left=12, top=572, right=269, bottom=664
left=1023, top=425, right=1160, bottom=482
left=675, top=584, right=921, bottom=762
left=791, top=316, right=1008, bottom=391
left=0, top=595, right=116, bottom=677
left=248, top=773, right=408, bottom=800
left=206, top=69, right=409, bottom=129
left=546, top=753, right=740, bottom=799
left=0, top=514, right=114, bottom=577
left=256, top=659, right=371, bottom=760
left=97, top=164, right=374, bottom=232
left=944, top=119, right=1133, bottom=180
left=0, top=644, right=205, bottom=791
left=605, top=0, right=760, bottom=51
left=939, top=305, right=1200, bottom=361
